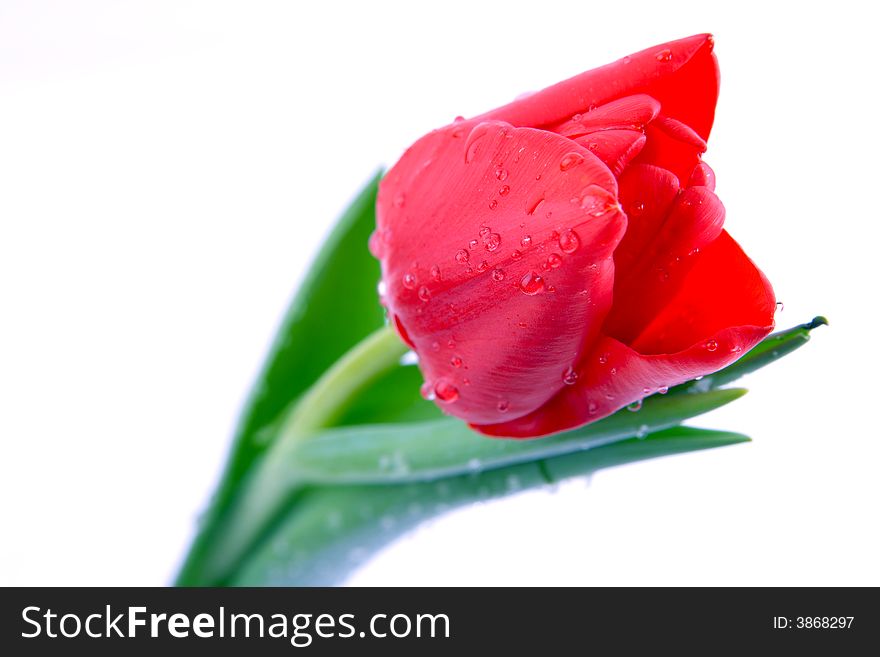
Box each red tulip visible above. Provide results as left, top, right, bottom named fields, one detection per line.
left=370, top=34, right=776, bottom=438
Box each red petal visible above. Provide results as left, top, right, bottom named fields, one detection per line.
left=476, top=34, right=719, bottom=140
left=572, top=129, right=647, bottom=176
left=605, top=186, right=727, bottom=347
left=378, top=121, right=626, bottom=424
left=553, top=94, right=660, bottom=138
left=477, top=231, right=775, bottom=437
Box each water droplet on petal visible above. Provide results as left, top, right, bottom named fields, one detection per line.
left=434, top=379, right=459, bottom=403
left=420, top=381, right=435, bottom=400
left=451, top=355, right=463, bottom=368
left=627, top=399, right=643, bottom=412
left=495, top=168, right=508, bottom=181
left=562, top=366, right=578, bottom=385
left=497, top=400, right=510, bottom=413
left=579, top=184, right=618, bottom=216
left=483, top=232, right=502, bottom=252
left=430, top=264, right=441, bottom=281
left=521, top=235, right=532, bottom=248
left=622, top=55, right=632, bottom=64
left=489, top=199, right=498, bottom=210
left=455, top=249, right=470, bottom=264
left=492, top=268, right=505, bottom=281
left=519, top=271, right=545, bottom=295
left=526, top=196, right=545, bottom=215
left=511, top=249, right=522, bottom=260
left=469, top=239, right=479, bottom=250
left=547, top=253, right=562, bottom=269
left=560, top=152, right=585, bottom=171
left=655, top=48, right=672, bottom=62
left=558, top=229, right=580, bottom=254
left=658, top=385, right=669, bottom=394
left=499, top=184, right=510, bottom=197
left=587, top=401, right=598, bottom=415
left=418, top=286, right=431, bottom=302
left=598, top=353, right=608, bottom=364
left=402, top=272, right=416, bottom=289
left=706, top=339, right=718, bottom=352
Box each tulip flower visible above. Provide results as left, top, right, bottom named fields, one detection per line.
left=372, top=34, right=776, bottom=437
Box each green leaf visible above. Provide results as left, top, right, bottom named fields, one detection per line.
left=231, top=426, right=748, bottom=586
left=283, top=388, right=747, bottom=485
left=671, top=316, right=828, bottom=394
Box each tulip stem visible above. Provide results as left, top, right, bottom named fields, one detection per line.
left=182, top=324, right=408, bottom=585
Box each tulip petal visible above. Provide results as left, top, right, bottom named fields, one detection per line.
left=378, top=121, right=626, bottom=425
left=477, top=34, right=719, bottom=140
left=477, top=231, right=775, bottom=438
left=605, top=185, right=727, bottom=346
left=572, top=129, right=647, bottom=176
left=553, top=94, right=660, bottom=138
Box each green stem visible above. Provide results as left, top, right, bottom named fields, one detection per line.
left=182, top=325, right=407, bottom=585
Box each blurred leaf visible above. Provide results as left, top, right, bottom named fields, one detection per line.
left=232, top=426, right=748, bottom=586
left=178, top=172, right=385, bottom=585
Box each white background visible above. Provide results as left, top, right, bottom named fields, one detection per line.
left=2, top=0, right=877, bottom=586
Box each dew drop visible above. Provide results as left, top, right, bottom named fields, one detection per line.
left=368, top=230, right=385, bottom=257
left=483, top=232, right=502, bottom=252
left=430, top=264, right=441, bottom=281
left=658, top=385, right=669, bottom=394
left=560, top=152, right=585, bottom=171
left=492, top=268, right=505, bottom=281
left=655, top=48, right=672, bottom=62
left=519, top=271, right=545, bottom=295
left=511, top=249, right=522, bottom=260
left=631, top=201, right=646, bottom=215
left=495, top=168, right=508, bottom=181
left=776, top=301, right=785, bottom=312
left=477, top=260, right=489, bottom=272
left=558, top=229, right=580, bottom=254
left=547, top=253, right=562, bottom=269
left=622, top=55, right=632, bottom=64
left=706, top=339, right=718, bottom=352
left=499, top=184, right=510, bottom=197
left=521, top=235, right=532, bottom=248
left=497, top=400, right=510, bottom=413
left=434, top=379, right=459, bottom=403
left=420, top=381, right=435, bottom=400
left=627, top=399, right=643, bottom=412
left=467, top=458, right=482, bottom=472
left=489, top=199, right=498, bottom=210
left=376, top=280, right=387, bottom=297
left=455, top=249, right=470, bottom=264
left=598, top=353, right=608, bottom=364
left=451, top=355, right=463, bottom=368
left=579, top=184, right=618, bottom=216
left=527, top=196, right=545, bottom=215
left=402, top=272, right=417, bottom=289
left=469, top=239, right=479, bottom=250
left=393, top=192, right=406, bottom=208
left=636, top=424, right=649, bottom=439
left=562, top=366, right=579, bottom=385
left=418, top=286, right=431, bottom=302
left=587, top=401, right=598, bottom=415
left=464, top=125, right=490, bottom=163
